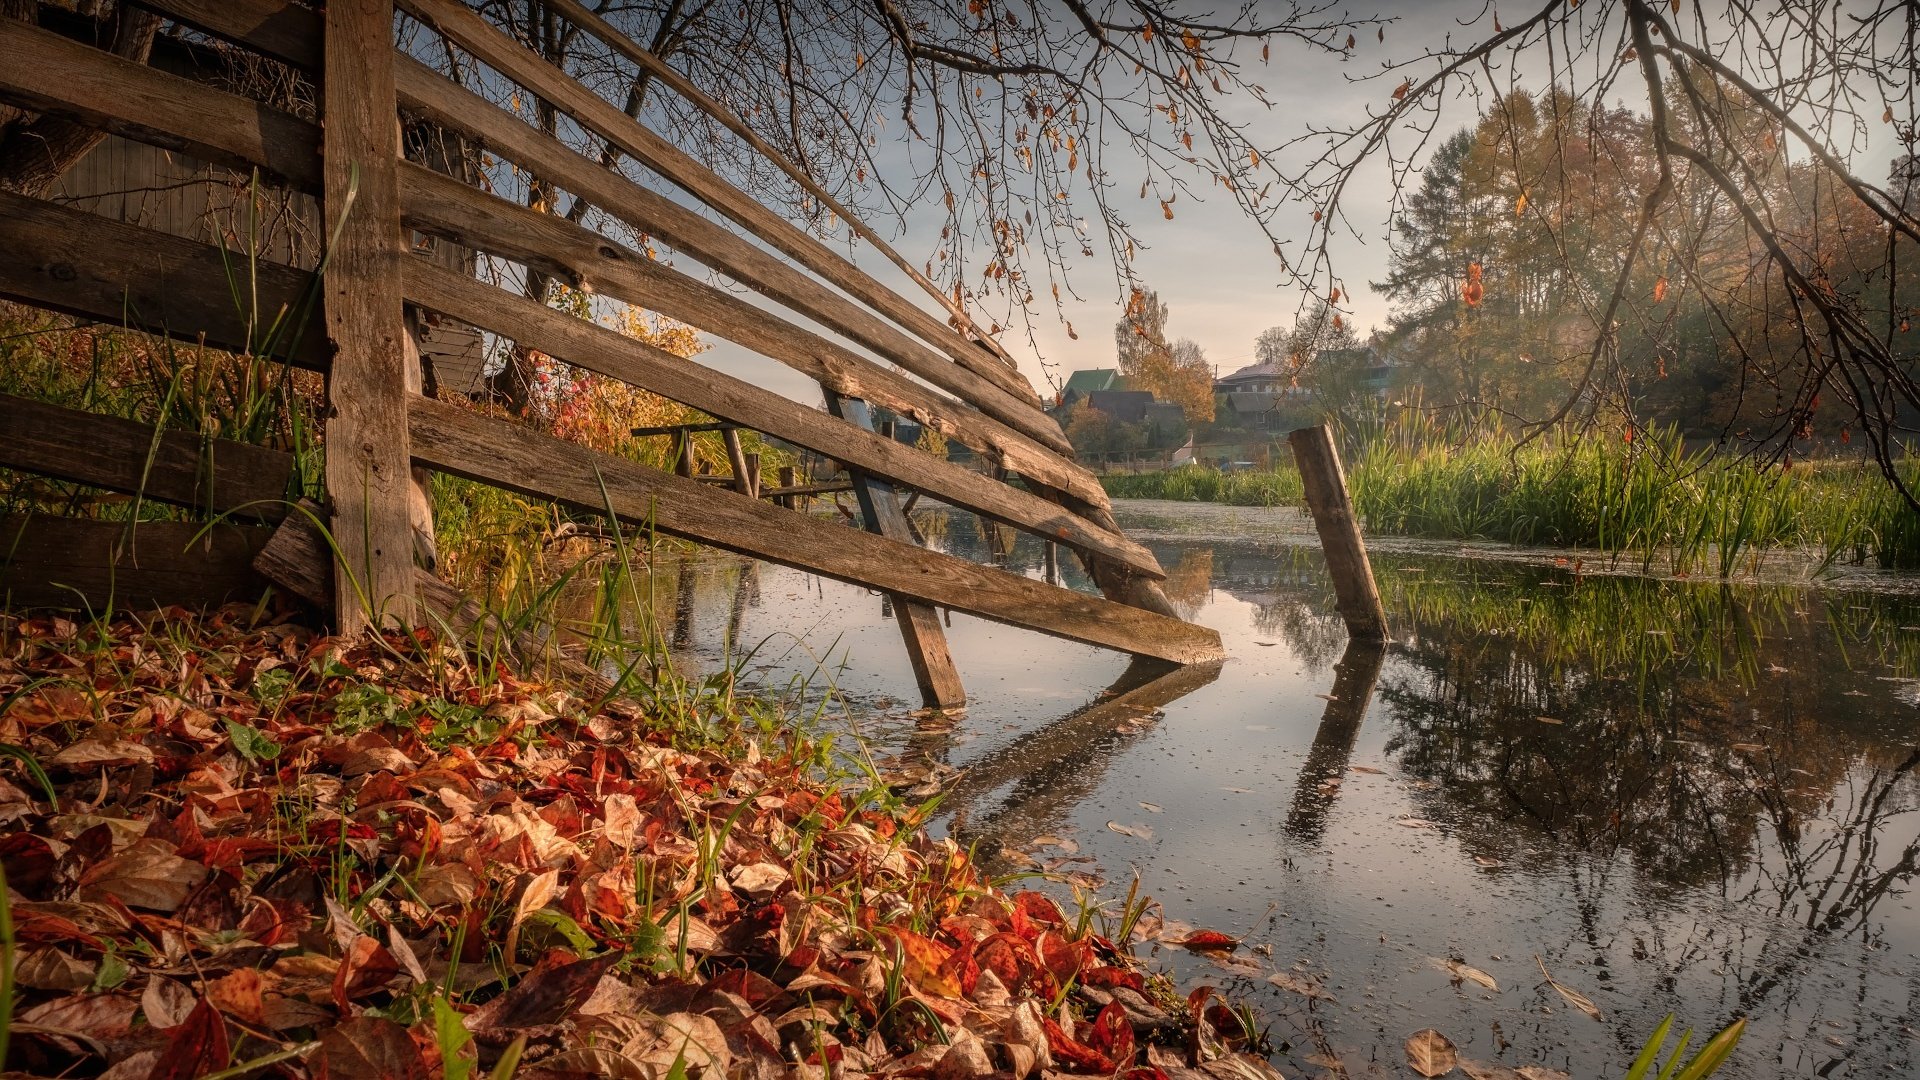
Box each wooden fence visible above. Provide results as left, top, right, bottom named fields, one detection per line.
left=0, top=0, right=1223, bottom=707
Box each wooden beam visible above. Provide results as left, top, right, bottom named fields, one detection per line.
left=534, top=0, right=1028, bottom=385
left=405, top=397, right=1221, bottom=664
left=0, top=192, right=328, bottom=371
left=394, top=0, right=1042, bottom=409
left=0, top=18, right=321, bottom=192
left=133, top=0, right=321, bottom=70
left=1, top=516, right=272, bottom=611
left=322, top=0, right=415, bottom=632
left=401, top=260, right=1160, bottom=579
left=629, top=422, right=738, bottom=437
left=393, top=168, right=1111, bottom=511
left=1289, top=425, right=1388, bottom=640
left=0, top=394, right=295, bottom=522
left=388, top=54, right=1062, bottom=453
left=827, top=392, right=965, bottom=708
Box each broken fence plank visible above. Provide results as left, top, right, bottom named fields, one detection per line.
left=406, top=397, right=1221, bottom=664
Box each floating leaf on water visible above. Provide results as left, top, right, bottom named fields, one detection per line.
left=1404, top=1028, right=1458, bottom=1077
left=1397, top=817, right=1440, bottom=830
left=1177, top=929, right=1241, bottom=951
left=1535, top=716, right=1563, bottom=725
left=1139, top=802, right=1164, bottom=813
left=1105, top=820, right=1154, bottom=840
left=1266, top=971, right=1336, bottom=1002
left=1535, top=956, right=1603, bottom=1020
left=1350, top=765, right=1386, bottom=775
left=1437, top=958, right=1499, bottom=991
left=1473, top=855, right=1504, bottom=868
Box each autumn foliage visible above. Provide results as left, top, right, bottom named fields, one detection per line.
left=0, top=606, right=1276, bottom=1080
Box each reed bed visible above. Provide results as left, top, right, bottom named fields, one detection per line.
left=1100, top=424, right=1920, bottom=573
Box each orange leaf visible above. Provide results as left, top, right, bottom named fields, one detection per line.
left=1176, top=929, right=1240, bottom=950
left=888, top=928, right=962, bottom=998
left=1653, top=276, right=1669, bottom=302
left=1346, top=33, right=1356, bottom=49
left=1392, top=78, right=1411, bottom=100
left=1515, top=190, right=1528, bottom=216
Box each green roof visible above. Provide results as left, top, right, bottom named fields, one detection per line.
left=1061, top=368, right=1122, bottom=395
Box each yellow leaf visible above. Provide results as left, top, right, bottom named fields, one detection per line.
left=1515, top=191, right=1528, bottom=216
left=1250, top=148, right=1261, bottom=167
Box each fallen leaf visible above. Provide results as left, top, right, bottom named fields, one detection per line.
left=1536, top=716, right=1563, bottom=725
left=1439, top=958, right=1499, bottom=991
left=147, top=998, right=229, bottom=1080
left=76, top=838, right=208, bottom=912
left=1266, top=971, right=1336, bottom=1002
left=316, top=1016, right=431, bottom=1079
left=1405, top=1028, right=1458, bottom=1077
left=1106, top=820, right=1154, bottom=840
left=1139, top=801, right=1164, bottom=813
left=1536, top=956, right=1603, bottom=1020
left=1177, top=929, right=1240, bottom=951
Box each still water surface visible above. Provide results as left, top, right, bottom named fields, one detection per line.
left=631, top=500, right=1920, bottom=1079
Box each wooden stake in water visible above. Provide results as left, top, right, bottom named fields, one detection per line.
left=1289, top=424, right=1388, bottom=640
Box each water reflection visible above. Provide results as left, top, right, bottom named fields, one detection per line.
left=540, top=507, right=1919, bottom=1078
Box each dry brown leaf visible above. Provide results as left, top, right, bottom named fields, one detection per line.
left=1535, top=956, right=1603, bottom=1020
left=1405, top=1028, right=1458, bottom=1077
left=1266, top=971, right=1336, bottom=1002
left=1439, top=958, right=1499, bottom=991
left=76, top=838, right=207, bottom=912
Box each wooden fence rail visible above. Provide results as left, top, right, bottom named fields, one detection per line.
left=0, top=0, right=1224, bottom=704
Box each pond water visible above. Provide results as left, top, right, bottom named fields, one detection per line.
left=614, top=500, right=1920, bottom=1080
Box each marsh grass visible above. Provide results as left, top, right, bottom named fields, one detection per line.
left=1101, top=418, right=1920, bottom=573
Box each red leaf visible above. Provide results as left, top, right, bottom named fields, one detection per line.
left=1086, top=1000, right=1137, bottom=1064
left=316, top=1016, right=431, bottom=1080
left=332, top=934, right=401, bottom=1011
left=1083, top=965, right=1147, bottom=992
left=1176, top=929, right=1240, bottom=951
left=1044, top=1015, right=1119, bottom=1074
left=147, top=998, right=230, bottom=1080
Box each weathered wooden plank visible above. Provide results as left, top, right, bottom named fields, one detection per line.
left=827, top=392, right=965, bottom=708
left=0, top=192, right=328, bottom=370
left=535, top=0, right=1028, bottom=386
left=0, top=394, right=295, bottom=522
left=322, top=0, right=415, bottom=632
left=134, top=0, right=321, bottom=70
left=0, top=515, right=273, bottom=611
left=395, top=163, right=1108, bottom=510
left=1290, top=425, right=1387, bottom=639
left=395, top=0, right=1042, bottom=410
left=401, top=259, right=1160, bottom=578
left=389, top=55, right=1062, bottom=453
left=0, top=18, right=321, bottom=192
left=406, top=397, right=1221, bottom=664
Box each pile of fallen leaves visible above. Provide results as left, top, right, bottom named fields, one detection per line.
left=0, top=605, right=1283, bottom=1080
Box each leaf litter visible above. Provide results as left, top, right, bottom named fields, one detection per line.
left=0, top=605, right=1284, bottom=1080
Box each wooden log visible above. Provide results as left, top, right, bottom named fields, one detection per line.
left=1289, top=424, right=1388, bottom=640
left=394, top=0, right=1042, bottom=411
left=0, top=394, right=295, bottom=522
left=827, top=392, right=965, bottom=708
left=0, top=18, right=321, bottom=192
left=322, top=0, right=415, bottom=633
left=1, top=515, right=273, bottom=611
left=744, top=453, right=762, bottom=502
left=532, top=0, right=1029, bottom=387
left=393, top=162, right=1105, bottom=510
left=761, top=480, right=853, bottom=500
left=399, top=260, right=1159, bottom=578
left=1281, top=638, right=1386, bottom=844
left=405, top=397, right=1221, bottom=664
left=0, top=192, right=328, bottom=371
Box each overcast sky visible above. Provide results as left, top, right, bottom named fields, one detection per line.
left=678, top=0, right=1908, bottom=406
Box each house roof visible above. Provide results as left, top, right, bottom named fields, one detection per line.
left=1083, top=389, right=1156, bottom=424
left=1215, top=360, right=1288, bottom=387
left=1062, top=368, right=1123, bottom=395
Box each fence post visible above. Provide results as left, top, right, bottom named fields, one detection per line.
left=826, top=391, right=965, bottom=707
left=1289, top=424, right=1387, bottom=640
left=322, top=0, right=416, bottom=633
